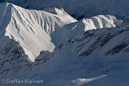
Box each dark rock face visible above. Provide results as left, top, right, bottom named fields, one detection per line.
left=71, top=26, right=129, bottom=57
left=105, top=42, right=129, bottom=56
left=33, top=51, right=51, bottom=67
left=79, top=40, right=99, bottom=57
left=0, top=39, right=30, bottom=75
left=0, top=38, right=52, bottom=76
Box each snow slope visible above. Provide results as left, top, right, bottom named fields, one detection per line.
left=2, top=23, right=129, bottom=86
left=0, top=2, right=129, bottom=86
left=1, top=0, right=129, bottom=20
left=54, top=15, right=121, bottom=45
left=0, top=2, right=76, bottom=62
left=0, top=2, right=119, bottom=62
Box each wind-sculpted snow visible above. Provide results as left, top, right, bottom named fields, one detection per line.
left=1, top=0, right=129, bottom=20
left=0, top=3, right=76, bottom=62
left=0, top=3, right=77, bottom=78
left=0, top=2, right=129, bottom=86
left=55, top=15, right=121, bottom=45
left=0, top=3, right=120, bottom=62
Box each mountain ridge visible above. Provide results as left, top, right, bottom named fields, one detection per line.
left=0, top=2, right=129, bottom=86
left=0, top=2, right=77, bottom=62
left=1, top=0, right=129, bottom=20
left=0, top=2, right=120, bottom=61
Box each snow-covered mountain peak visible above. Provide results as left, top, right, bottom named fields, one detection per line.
left=0, top=2, right=121, bottom=62
left=43, top=7, right=77, bottom=23
left=54, top=15, right=121, bottom=45
left=0, top=2, right=76, bottom=62
left=82, top=15, right=120, bottom=30
left=0, top=2, right=129, bottom=86
left=2, top=0, right=129, bottom=20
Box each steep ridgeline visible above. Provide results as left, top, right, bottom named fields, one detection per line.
left=54, top=15, right=121, bottom=45
left=1, top=2, right=128, bottom=86
left=0, top=2, right=76, bottom=77
left=0, top=3, right=119, bottom=63
left=13, top=17, right=129, bottom=86
left=2, top=17, right=129, bottom=86
left=1, top=0, right=129, bottom=20
left=0, top=2, right=76, bottom=62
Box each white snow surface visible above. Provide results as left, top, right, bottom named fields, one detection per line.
left=1, top=0, right=129, bottom=20
left=0, top=2, right=76, bottom=62
left=55, top=15, right=120, bottom=45
left=0, top=3, right=120, bottom=62
left=72, top=75, right=107, bottom=86
left=0, top=2, right=129, bottom=86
